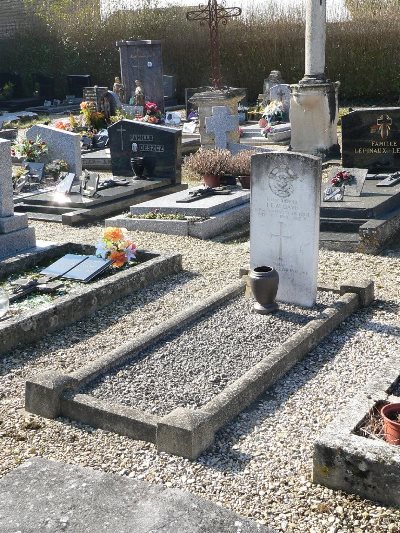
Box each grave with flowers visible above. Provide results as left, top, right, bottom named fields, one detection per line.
left=0, top=225, right=182, bottom=358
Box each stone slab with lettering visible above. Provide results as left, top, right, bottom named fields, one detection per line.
left=325, top=167, right=368, bottom=197
left=250, top=152, right=321, bottom=307
left=342, top=108, right=400, bottom=172
left=108, top=120, right=182, bottom=183
left=26, top=124, right=82, bottom=175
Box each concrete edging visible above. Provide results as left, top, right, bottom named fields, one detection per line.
left=313, top=354, right=400, bottom=508
left=25, top=279, right=374, bottom=460
left=0, top=243, right=182, bottom=357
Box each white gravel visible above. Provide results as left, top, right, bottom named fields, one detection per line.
left=1, top=219, right=400, bottom=533
left=85, top=292, right=336, bottom=415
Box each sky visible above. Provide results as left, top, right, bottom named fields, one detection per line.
left=100, top=0, right=350, bottom=21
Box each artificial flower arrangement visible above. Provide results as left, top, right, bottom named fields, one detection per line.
left=45, top=159, right=69, bottom=180
left=141, top=102, right=163, bottom=124
left=80, top=101, right=106, bottom=129
left=95, top=227, right=137, bottom=268
left=11, top=135, right=48, bottom=162
left=330, top=170, right=355, bottom=187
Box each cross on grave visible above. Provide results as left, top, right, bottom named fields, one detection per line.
left=205, top=106, right=239, bottom=149
left=186, top=0, right=241, bottom=89
left=276, top=87, right=286, bottom=103
left=271, top=221, right=291, bottom=261
left=116, top=124, right=127, bottom=151
left=377, top=114, right=392, bottom=141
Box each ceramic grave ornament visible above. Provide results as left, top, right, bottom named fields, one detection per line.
left=250, top=152, right=321, bottom=307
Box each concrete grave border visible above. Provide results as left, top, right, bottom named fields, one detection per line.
left=313, top=358, right=400, bottom=508
left=0, top=242, right=182, bottom=357
left=25, top=278, right=374, bottom=460
left=106, top=203, right=250, bottom=239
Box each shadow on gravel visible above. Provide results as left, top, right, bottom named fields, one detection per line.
left=0, top=270, right=199, bottom=376
left=198, top=299, right=400, bottom=472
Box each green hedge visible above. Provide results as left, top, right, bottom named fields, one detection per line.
left=1, top=0, right=399, bottom=104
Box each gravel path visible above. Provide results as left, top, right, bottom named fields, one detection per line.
left=0, top=220, right=400, bottom=532
left=85, top=292, right=336, bottom=415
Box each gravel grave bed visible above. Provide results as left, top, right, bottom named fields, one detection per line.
left=83, top=291, right=337, bottom=415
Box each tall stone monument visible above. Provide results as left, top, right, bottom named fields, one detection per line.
left=250, top=152, right=321, bottom=307
left=290, top=0, right=340, bottom=159
left=0, top=139, right=36, bottom=260
left=117, top=40, right=164, bottom=113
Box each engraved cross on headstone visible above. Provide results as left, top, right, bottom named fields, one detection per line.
left=116, top=124, right=127, bottom=151
left=271, top=221, right=291, bottom=261
left=205, top=106, right=239, bottom=149
left=377, top=114, right=392, bottom=141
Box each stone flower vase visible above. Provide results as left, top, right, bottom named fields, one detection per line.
left=381, top=403, right=400, bottom=445
left=131, top=156, right=145, bottom=180
left=249, top=266, right=279, bottom=314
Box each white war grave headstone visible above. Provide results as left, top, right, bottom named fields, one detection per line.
left=250, top=152, right=321, bottom=307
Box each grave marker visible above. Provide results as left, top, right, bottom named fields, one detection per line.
left=342, top=108, right=400, bottom=171
left=108, top=120, right=182, bottom=182
left=250, top=152, right=321, bottom=307
left=205, top=106, right=239, bottom=149
left=26, top=124, right=82, bottom=175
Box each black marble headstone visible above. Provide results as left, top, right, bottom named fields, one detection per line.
left=108, top=120, right=182, bottom=183
left=342, top=108, right=400, bottom=172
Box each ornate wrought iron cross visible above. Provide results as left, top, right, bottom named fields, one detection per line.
left=186, top=0, right=241, bottom=89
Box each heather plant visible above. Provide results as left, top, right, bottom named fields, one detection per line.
left=184, top=148, right=231, bottom=178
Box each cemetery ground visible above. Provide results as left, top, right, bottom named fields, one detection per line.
left=0, top=218, right=399, bottom=532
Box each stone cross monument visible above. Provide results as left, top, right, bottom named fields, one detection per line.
left=205, top=106, right=239, bottom=149
left=289, top=0, right=340, bottom=159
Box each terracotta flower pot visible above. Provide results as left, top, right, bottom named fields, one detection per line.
left=238, top=175, right=250, bottom=189
left=203, top=174, right=221, bottom=188
left=249, top=266, right=279, bottom=314
left=381, top=403, right=400, bottom=445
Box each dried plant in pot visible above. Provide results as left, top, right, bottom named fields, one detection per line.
left=228, top=150, right=258, bottom=189
left=381, top=402, right=400, bottom=445
left=184, top=148, right=231, bottom=188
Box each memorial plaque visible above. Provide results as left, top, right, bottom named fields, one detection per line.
left=108, top=119, right=182, bottom=183
left=54, top=173, right=75, bottom=194
left=342, top=108, right=400, bottom=172
left=325, top=167, right=368, bottom=197
left=250, top=152, right=321, bottom=307
left=40, top=254, right=88, bottom=278
left=40, top=254, right=112, bottom=282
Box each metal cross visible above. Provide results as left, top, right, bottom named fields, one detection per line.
left=187, top=0, right=241, bottom=89
left=116, top=124, right=126, bottom=151
left=377, top=114, right=392, bottom=141
left=271, top=222, right=291, bottom=262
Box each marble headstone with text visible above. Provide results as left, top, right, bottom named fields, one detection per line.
left=342, top=108, right=400, bottom=172
left=108, top=120, right=182, bottom=183
left=250, top=152, right=321, bottom=307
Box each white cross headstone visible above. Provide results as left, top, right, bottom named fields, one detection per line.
left=205, top=106, right=239, bottom=149
left=250, top=152, right=321, bottom=307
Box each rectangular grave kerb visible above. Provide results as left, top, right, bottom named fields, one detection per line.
left=26, top=280, right=373, bottom=460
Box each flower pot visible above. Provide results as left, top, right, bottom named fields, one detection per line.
left=238, top=175, right=250, bottom=189
left=381, top=403, right=400, bottom=445
left=220, top=174, right=237, bottom=186
left=248, top=266, right=279, bottom=314
left=131, top=156, right=145, bottom=180
left=203, top=174, right=221, bottom=188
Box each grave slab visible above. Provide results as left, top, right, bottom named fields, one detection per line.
left=129, top=187, right=250, bottom=217
left=26, top=279, right=371, bottom=459
left=250, top=152, right=321, bottom=307
left=0, top=458, right=270, bottom=533
left=0, top=243, right=182, bottom=357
